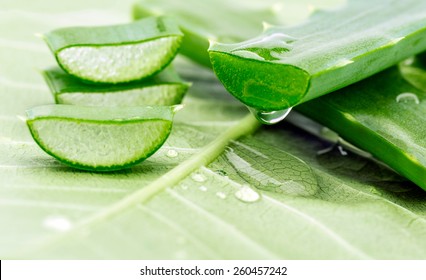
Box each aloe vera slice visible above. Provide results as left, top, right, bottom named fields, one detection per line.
left=296, top=66, right=426, bottom=190
left=26, top=105, right=178, bottom=171
left=42, top=67, right=190, bottom=106
left=208, top=0, right=426, bottom=111
left=43, top=16, right=183, bottom=84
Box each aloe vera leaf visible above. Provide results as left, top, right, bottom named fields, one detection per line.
left=43, top=16, right=183, bottom=83
left=133, top=0, right=343, bottom=67
left=296, top=66, right=426, bottom=190
left=42, top=66, right=190, bottom=106
left=208, top=0, right=426, bottom=111
left=399, top=55, right=426, bottom=93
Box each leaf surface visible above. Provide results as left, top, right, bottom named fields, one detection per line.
left=297, top=66, right=426, bottom=190
left=0, top=0, right=426, bottom=259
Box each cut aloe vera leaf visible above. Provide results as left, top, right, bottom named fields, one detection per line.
left=43, top=16, right=183, bottom=84
left=26, top=105, right=178, bottom=171
left=133, top=0, right=342, bottom=67
left=42, top=66, right=190, bottom=106
left=209, top=0, right=426, bottom=111
left=296, top=66, right=426, bottom=190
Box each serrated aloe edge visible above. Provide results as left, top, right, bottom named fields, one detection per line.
left=43, top=16, right=183, bottom=84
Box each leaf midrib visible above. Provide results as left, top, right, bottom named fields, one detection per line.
left=15, top=113, right=261, bottom=258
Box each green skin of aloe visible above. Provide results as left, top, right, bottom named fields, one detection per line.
left=30, top=16, right=190, bottom=172
left=26, top=105, right=178, bottom=172
left=135, top=0, right=426, bottom=111
left=43, top=16, right=183, bottom=84
left=42, top=66, right=190, bottom=107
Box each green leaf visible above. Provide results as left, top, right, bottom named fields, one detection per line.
left=297, top=66, right=426, bottom=191
left=133, top=0, right=343, bottom=67
left=209, top=0, right=426, bottom=111
left=1, top=0, right=426, bottom=260
left=43, top=16, right=183, bottom=83
left=43, top=66, right=189, bottom=106
left=134, top=0, right=426, bottom=111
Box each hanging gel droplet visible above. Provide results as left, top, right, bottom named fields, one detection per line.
left=396, top=92, right=420, bottom=104
left=249, top=107, right=292, bottom=125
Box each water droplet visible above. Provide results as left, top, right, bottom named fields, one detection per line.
left=249, top=107, right=292, bottom=125
left=191, top=173, right=206, bottom=182
left=337, top=145, right=348, bottom=156
left=235, top=185, right=260, bottom=203
left=396, top=93, right=420, bottom=104
left=198, top=185, right=208, bottom=192
left=43, top=216, right=72, bottom=232
left=233, top=33, right=295, bottom=51
left=216, top=192, right=227, bottom=199
left=166, top=149, right=178, bottom=158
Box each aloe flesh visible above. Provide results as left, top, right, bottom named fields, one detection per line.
left=43, top=66, right=190, bottom=106
left=43, top=16, right=183, bottom=83
left=26, top=105, right=176, bottom=171
left=297, top=66, right=426, bottom=190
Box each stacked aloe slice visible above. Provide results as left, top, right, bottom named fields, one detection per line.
left=26, top=16, right=189, bottom=171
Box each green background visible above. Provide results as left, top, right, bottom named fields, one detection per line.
left=0, top=0, right=425, bottom=259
